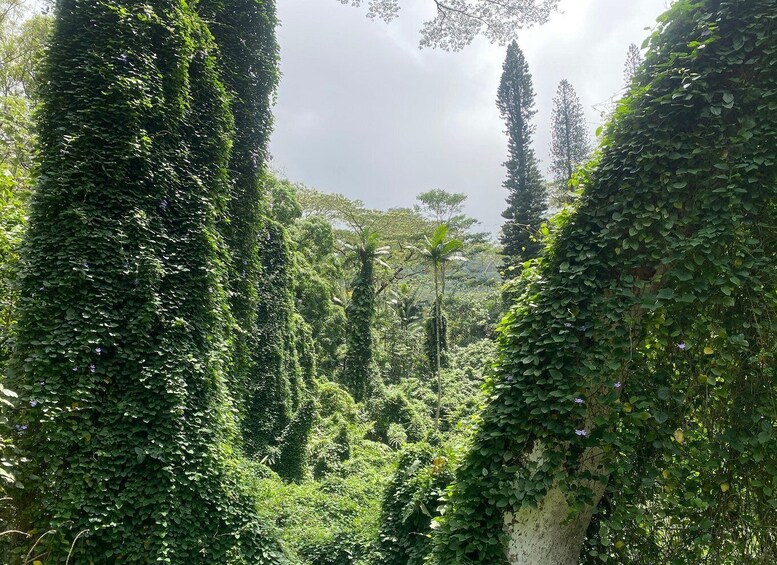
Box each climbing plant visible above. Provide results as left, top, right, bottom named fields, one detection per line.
left=273, top=397, right=316, bottom=483
left=246, top=217, right=305, bottom=457
left=375, top=443, right=454, bottom=565
left=4, top=0, right=283, bottom=561
left=432, top=1, right=777, bottom=562
left=197, top=0, right=279, bottom=435
left=342, top=229, right=385, bottom=403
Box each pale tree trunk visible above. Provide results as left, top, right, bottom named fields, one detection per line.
left=499, top=285, right=656, bottom=564
left=502, top=445, right=607, bottom=564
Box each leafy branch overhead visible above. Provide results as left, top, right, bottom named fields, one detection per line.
left=338, top=0, right=560, bottom=50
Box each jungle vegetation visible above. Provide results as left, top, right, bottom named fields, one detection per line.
left=0, top=0, right=775, bottom=563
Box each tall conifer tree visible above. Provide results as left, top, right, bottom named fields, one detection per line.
left=549, top=79, right=590, bottom=205
left=7, top=0, right=282, bottom=560
left=496, top=41, right=546, bottom=272
left=623, top=42, right=644, bottom=85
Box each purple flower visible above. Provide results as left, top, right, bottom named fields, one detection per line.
left=578, top=324, right=588, bottom=332
left=89, top=364, right=96, bottom=373
left=16, top=424, right=27, bottom=431
left=614, top=381, right=622, bottom=389
left=574, top=398, right=585, bottom=404
left=677, top=343, right=686, bottom=350
left=160, top=199, right=169, bottom=210
left=30, top=399, right=38, bottom=407
left=575, top=429, right=588, bottom=437
left=505, top=375, right=514, bottom=383
left=95, top=347, right=102, bottom=355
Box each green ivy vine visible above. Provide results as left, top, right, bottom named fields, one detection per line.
left=197, top=0, right=281, bottom=440
left=5, top=0, right=283, bottom=561
left=246, top=217, right=307, bottom=461
left=342, top=231, right=381, bottom=403
left=433, top=1, right=777, bottom=562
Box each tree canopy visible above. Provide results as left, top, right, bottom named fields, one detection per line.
left=339, top=0, right=560, bottom=50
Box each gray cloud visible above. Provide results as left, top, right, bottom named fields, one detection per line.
left=270, top=0, right=671, bottom=235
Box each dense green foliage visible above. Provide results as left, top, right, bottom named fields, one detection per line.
left=4, top=0, right=770, bottom=562
left=247, top=218, right=305, bottom=457
left=5, top=0, right=283, bottom=561
left=0, top=0, right=48, bottom=177
left=497, top=41, right=546, bottom=271
left=342, top=231, right=381, bottom=403
left=0, top=170, right=25, bottom=372
left=0, top=0, right=49, bottom=504
left=273, top=396, right=315, bottom=482
left=291, top=214, right=346, bottom=374
left=0, top=0, right=47, bottom=371
left=197, top=0, right=284, bottom=451
left=375, top=443, right=454, bottom=565
left=433, top=2, right=777, bottom=562
left=233, top=180, right=498, bottom=561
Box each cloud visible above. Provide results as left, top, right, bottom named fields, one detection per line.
left=270, top=0, right=669, bottom=235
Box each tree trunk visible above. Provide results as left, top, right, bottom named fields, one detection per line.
left=503, top=445, right=606, bottom=564
left=503, top=486, right=605, bottom=564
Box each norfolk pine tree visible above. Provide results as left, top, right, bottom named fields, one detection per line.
left=549, top=79, right=591, bottom=205
left=623, top=42, right=644, bottom=86
left=496, top=41, right=546, bottom=273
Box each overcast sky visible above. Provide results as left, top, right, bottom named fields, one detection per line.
left=270, top=0, right=671, bottom=235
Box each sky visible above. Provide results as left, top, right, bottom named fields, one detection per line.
left=270, top=0, right=672, bottom=235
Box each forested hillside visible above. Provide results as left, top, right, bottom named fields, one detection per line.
left=0, top=0, right=775, bottom=563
